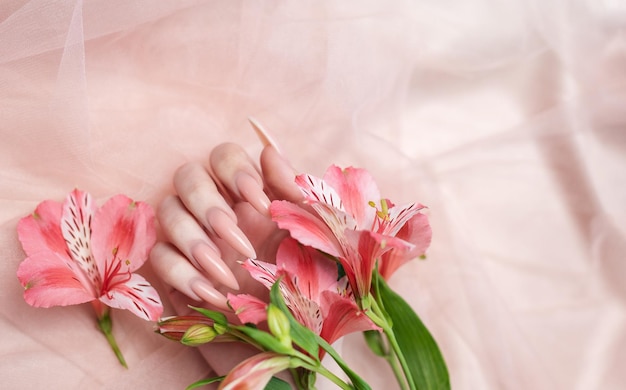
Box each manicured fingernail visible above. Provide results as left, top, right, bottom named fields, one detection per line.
left=207, top=208, right=257, bottom=259
left=248, top=117, right=282, bottom=154
left=191, top=243, right=240, bottom=290
left=236, top=172, right=271, bottom=216
left=190, top=279, right=229, bottom=310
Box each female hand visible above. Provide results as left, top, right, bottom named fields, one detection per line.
left=150, top=121, right=302, bottom=377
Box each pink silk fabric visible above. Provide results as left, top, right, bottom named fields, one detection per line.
left=1, top=1, right=625, bottom=389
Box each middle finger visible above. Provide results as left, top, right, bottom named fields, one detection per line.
left=173, top=162, right=256, bottom=259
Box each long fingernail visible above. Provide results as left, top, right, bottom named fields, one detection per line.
left=207, top=208, right=257, bottom=259
left=190, top=279, right=229, bottom=310
left=236, top=172, right=271, bottom=216
left=248, top=117, right=282, bottom=154
left=191, top=243, right=240, bottom=290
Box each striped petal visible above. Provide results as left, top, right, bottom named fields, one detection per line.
left=99, top=273, right=163, bottom=321
left=377, top=202, right=426, bottom=236
left=241, top=259, right=279, bottom=290
left=60, top=189, right=100, bottom=293
left=321, top=165, right=380, bottom=229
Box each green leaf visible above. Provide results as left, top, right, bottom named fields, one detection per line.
left=269, top=281, right=320, bottom=358
left=231, top=324, right=294, bottom=355
left=186, top=374, right=291, bottom=390
left=189, top=306, right=228, bottom=326
left=264, top=376, right=292, bottom=390
left=375, top=274, right=450, bottom=390
left=185, top=375, right=225, bottom=390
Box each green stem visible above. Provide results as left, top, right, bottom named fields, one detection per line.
left=93, top=302, right=128, bottom=368
left=314, top=334, right=371, bottom=389
left=369, top=298, right=415, bottom=390
left=301, top=363, right=352, bottom=390
left=385, top=353, right=408, bottom=390
left=384, top=328, right=414, bottom=390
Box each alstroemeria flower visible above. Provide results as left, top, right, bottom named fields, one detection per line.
left=219, top=352, right=293, bottom=390
left=229, top=238, right=379, bottom=348
left=16, top=189, right=163, bottom=321
left=270, top=165, right=431, bottom=299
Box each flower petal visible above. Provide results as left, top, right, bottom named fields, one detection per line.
left=284, top=286, right=324, bottom=336
left=341, top=229, right=414, bottom=297
left=91, top=195, right=156, bottom=273
left=241, top=259, right=279, bottom=290
left=342, top=231, right=382, bottom=297
left=319, top=291, right=380, bottom=345
left=219, top=352, right=292, bottom=390
left=17, top=199, right=66, bottom=257
left=321, top=165, right=380, bottom=229
left=276, top=238, right=339, bottom=302
left=227, top=293, right=268, bottom=325
left=294, top=172, right=359, bottom=239
left=379, top=212, right=432, bottom=279
left=60, top=189, right=99, bottom=291
left=241, top=253, right=326, bottom=335
left=379, top=202, right=427, bottom=237
left=17, top=251, right=94, bottom=307
left=400, top=212, right=432, bottom=257
left=295, top=171, right=346, bottom=212
left=270, top=200, right=341, bottom=257
left=379, top=250, right=412, bottom=281
left=99, top=273, right=163, bottom=321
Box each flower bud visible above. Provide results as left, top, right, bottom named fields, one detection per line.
left=213, top=322, right=229, bottom=335
left=267, top=304, right=291, bottom=349
left=181, top=324, right=217, bottom=346
left=157, top=315, right=213, bottom=342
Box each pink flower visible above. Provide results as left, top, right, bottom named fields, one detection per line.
left=270, top=165, right=431, bottom=298
left=219, top=352, right=292, bottom=390
left=17, top=189, right=163, bottom=321
left=229, top=238, right=379, bottom=347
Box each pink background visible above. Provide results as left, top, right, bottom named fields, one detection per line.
left=1, top=1, right=625, bottom=389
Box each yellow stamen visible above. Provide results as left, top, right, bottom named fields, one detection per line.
left=380, top=199, right=389, bottom=215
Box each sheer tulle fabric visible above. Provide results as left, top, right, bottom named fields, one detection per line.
left=1, top=1, right=625, bottom=389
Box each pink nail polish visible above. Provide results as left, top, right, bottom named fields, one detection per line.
left=207, top=208, right=257, bottom=259
left=248, top=117, right=282, bottom=154
left=236, top=172, right=271, bottom=216
left=190, top=279, right=229, bottom=310
left=192, top=243, right=240, bottom=290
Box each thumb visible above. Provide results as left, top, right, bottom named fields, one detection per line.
left=260, top=144, right=303, bottom=203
